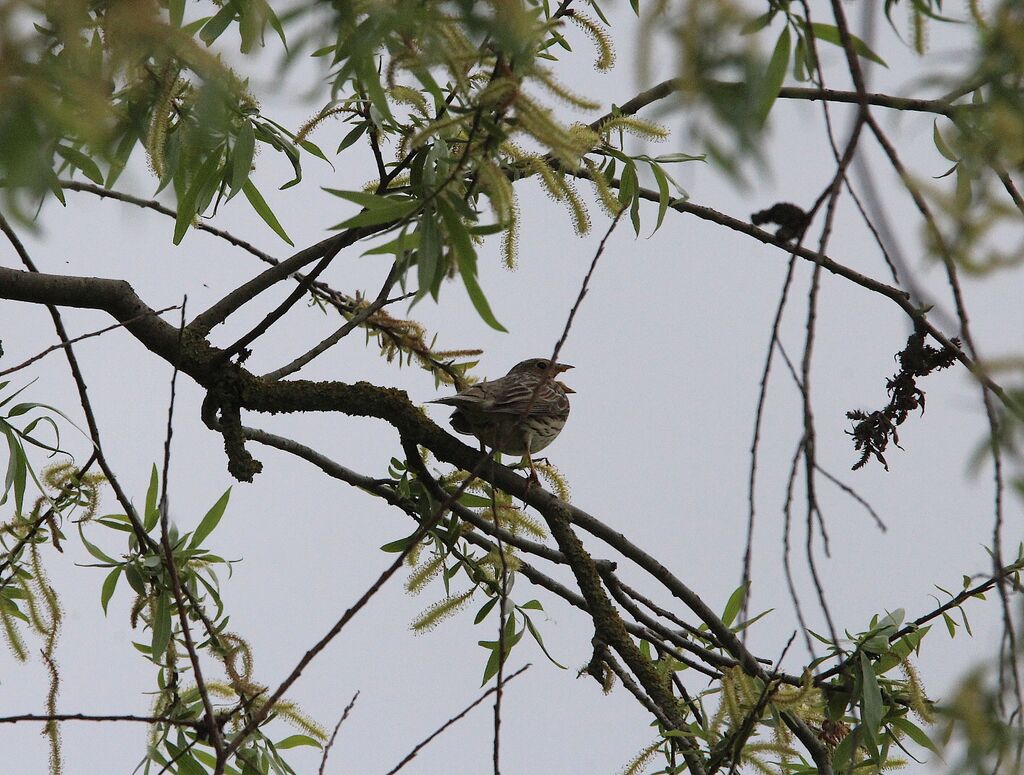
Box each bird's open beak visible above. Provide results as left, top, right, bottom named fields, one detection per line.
left=554, top=364, right=575, bottom=394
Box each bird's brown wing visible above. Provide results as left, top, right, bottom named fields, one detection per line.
left=431, top=375, right=568, bottom=416
left=428, top=381, right=497, bottom=410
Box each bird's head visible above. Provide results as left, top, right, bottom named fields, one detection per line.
left=508, top=358, right=575, bottom=392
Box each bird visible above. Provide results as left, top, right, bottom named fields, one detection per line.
left=430, top=358, right=574, bottom=478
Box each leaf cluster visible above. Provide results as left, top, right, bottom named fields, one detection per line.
left=81, top=465, right=325, bottom=775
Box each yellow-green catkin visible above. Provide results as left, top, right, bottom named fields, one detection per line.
left=566, top=12, right=616, bottom=71
left=584, top=158, right=624, bottom=216
left=501, top=199, right=520, bottom=269
left=619, top=738, right=662, bottom=775
left=911, top=7, right=928, bottom=54
left=146, top=63, right=180, bottom=179
left=597, top=115, right=669, bottom=142
left=901, top=658, right=935, bottom=723
left=534, top=67, right=600, bottom=110
left=411, top=590, right=473, bottom=633
left=534, top=461, right=570, bottom=501
left=405, top=554, right=445, bottom=594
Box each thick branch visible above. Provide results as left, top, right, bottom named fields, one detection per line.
left=0, top=268, right=190, bottom=369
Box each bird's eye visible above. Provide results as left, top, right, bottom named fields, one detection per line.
left=536, top=361, right=548, bottom=370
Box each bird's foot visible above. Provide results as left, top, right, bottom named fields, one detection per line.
left=523, top=457, right=541, bottom=495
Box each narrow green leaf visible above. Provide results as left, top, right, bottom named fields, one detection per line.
left=363, top=231, right=420, bottom=257
left=474, top=596, right=499, bottom=624
left=336, top=123, right=368, bottom=154
left=618, top=161, right=638, bottom=206
left=458, top=253, right=507, bottom=332
left=151, top=592, right=172, bottom=659
left=275, top=734, right=323, bottom=750
left=164, top=742, right=207, bottom=775
left=793, top=33, right=808, bottom=81
left=229, top=121, right=256, bottom=200
left=811, top=22, right=888, bottom=66
left=79, top=528, right=119, bottom=565
left=1, top=426, right=26, bottom=514
left=243, top=179, right=294, bottom=245
left=742, top=9, right=776, bottom=34
left=860, top=651, right=883, bottom=744
left=191, top=749, right=242, bottom=775
left=200, top=5, right=235, bottom=46
left=758, top=26, right=791, bottom=123
left=437, top=198, right=475, bottom=266
left=524, top=615, right=568, bottom=669
left=648, top=162, right=670, bottom=233
left=469, top=223, right=506, bottom=237
left=144, top=464, right=160, bottom=532
left=125, top=565, right=147, bottom=595
left=932, top=120, right=958, bottom=162
left=299, top=138, right=330, bottom=164
left=101, top=567, right=122, bottom=615
left=733, top=607, right=774, bottom=633
left=181, top=16, right=210, bottom=36
left=481, top=642, right=501, bottom=685
left=353, top=55, right=394, bottom=122
left=260, top=0, right=288, bottom=49
left=722, top=582, right=748, bottom=627
left=456, top=492, right=494, bottom=508
left=330, top=201, right=417, bottom=230
left=0, top=596, right=29, bottom=623
left=650, top=153, right=706, bottom=164
left=416, top=208, right=442, bottom=300
left=189, top=487, right=231, bottom=549
left=380, top=535, right=416, bottom=553
left=106, top=130, right=138, bottom=188
left=56, top=144, right=105, bottom=185
left=890, top=716, right=940, bottom=754
left=237, top=3, right=260, bottom=53
left=832, top=726, right=859, bottom=770
left=168, top=0, right=185, bottom=26
left=43, top=166, right=66, bottom=206
left=324, top=188, right=410, bottom=209
left=173, top=149, right=223, bottom=244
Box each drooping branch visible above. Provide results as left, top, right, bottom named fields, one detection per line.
left=585, top=77, right=962, bottom=134
left=59, top=181, right=473, bottom=384
left=567, top=169, right=1024, bottom=421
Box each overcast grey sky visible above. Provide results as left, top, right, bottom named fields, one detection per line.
left=1, top=2, right=1021, bottom=773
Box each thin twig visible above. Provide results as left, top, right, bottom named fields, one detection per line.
left=0, top=453, right=97, bottom=592
left=595, top=642, right=674, bottom=729
left=0, top=212, right=152, bottom=548
left=223, top=452, right=488, bottom=759
left=0, top=306, right=180, bottom=378
left=59, top=181, right=468, bottom=385
left=742, top=255, right=798, bottom=635
left=318, top=691, right=360, bottom=775
left=0, top=713, right=200, bottom=727
left=383, top=665, right=530, bottom=775
left=154, top=733, right=203, bottom=775
left=547, top=209, right=624, bottom=370
left=782, top=439, right=816, bottom=660
left=157, top=298, right=224, bottom=758
left=241, top=426, right=802, bottom=693
left=264, top=262, right=402, bottom=381
left=705, top=633, right=797, bottom=775
left=814, top=464, right=886, bottom=532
